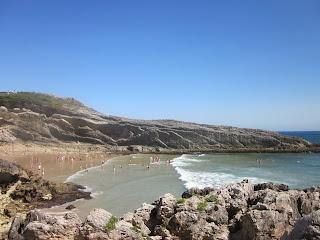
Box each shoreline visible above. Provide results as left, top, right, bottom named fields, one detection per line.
left=1, top=141, right=319, bottom=155
left=2, top=141, right=320, bottom=239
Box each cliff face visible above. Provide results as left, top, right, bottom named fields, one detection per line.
left=0, top=92, right=311, bottom=150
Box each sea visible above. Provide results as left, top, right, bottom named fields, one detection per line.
left=64, top=131, right=320, bottom=218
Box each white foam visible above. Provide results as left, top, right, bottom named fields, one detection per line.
left=84, top=186, right=92, bottom=192
left=170, top=154, right=206, bottom=168
left=64, top=170, right=85, bottom=183
left=174, top=166, right=272, bottom=189
left=91, top=191, right=103, bottom=198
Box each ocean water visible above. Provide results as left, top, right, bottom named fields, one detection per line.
left=171, top=153, right=320, bottom=190
left=65, top=154, right=184, bottom=218
left=278, top=131, right=320, bottom=143
left=66, top=151, right=320, bottom=218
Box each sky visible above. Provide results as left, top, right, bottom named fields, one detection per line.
left=0, top=1, right=319, bottom=131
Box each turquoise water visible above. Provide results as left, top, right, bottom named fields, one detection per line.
left=171, top=153, right=320, bottom=190
left=66, top=152, right=320, bottom=217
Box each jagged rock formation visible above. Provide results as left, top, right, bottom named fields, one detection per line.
left=9, top=180, right=320, bottom=239
left=0, top=92, right=312, bottom=151
left=0, top=159, right=91, bottom=239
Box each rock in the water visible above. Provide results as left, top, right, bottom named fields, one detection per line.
left=65, top=204, right=76, bottom=210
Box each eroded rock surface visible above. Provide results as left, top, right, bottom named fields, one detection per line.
left=9, top=180, right=320, bottom=240
left=0, top=159, right=91, bottom=239
left=0, top=92, right=312, bottom=151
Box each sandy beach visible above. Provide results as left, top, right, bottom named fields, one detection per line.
left=0, top=142, right=122, bottom=182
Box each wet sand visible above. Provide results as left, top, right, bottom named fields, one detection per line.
left=0, top=142, right=122, bottom=182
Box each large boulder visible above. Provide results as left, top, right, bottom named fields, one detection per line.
left=0, top=159, right=29, bottom=184
left=9, top=210, right=82, bottom=240
left=282, top=210, right=320, bottom=240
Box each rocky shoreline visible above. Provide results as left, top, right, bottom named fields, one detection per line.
left=7, top=180, right=320, bottom=240
left=0, top=159, right=91, bottom=239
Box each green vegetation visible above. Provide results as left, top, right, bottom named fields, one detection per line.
left=197, top=201, right=208, bottom=212
left=177, top=198, right=186, bottom=204
left=105, top=216, right=118, bottom=232
left=0, top=92, right=83, bottom=110
left=206, top=195, right=219, bottom=204
left=193, top=194, right=200, bottom=199
left=174, top=198, right=186, bottom=208
left=130, top=226, right=151, bottom=240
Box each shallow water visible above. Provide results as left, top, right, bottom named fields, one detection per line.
left=65, top=152, right=320, bottom=218
left=65, top=154, right=184, bottom=218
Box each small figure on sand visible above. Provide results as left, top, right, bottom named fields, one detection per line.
left=101, top=160, right=105, bottom=169
left=113, top=165, right=116, bottom=172
left=147, top=165, right=150, bottom=170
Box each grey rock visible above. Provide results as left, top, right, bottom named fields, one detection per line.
left=8, top=180, right=320, bottom=240
left=282, top=210, right=320, bottom=240
left=0, top=92, right=312, bottom=150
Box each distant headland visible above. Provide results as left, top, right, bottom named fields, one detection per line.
left=0, top=91, right=318, bottom=153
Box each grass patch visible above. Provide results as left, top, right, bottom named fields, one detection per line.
left=130, top=226, right=151, bottom=240
left=105, top=216, right=118, bottom=232
left=193, top=194, right=200, bottom=199
left=174, top=198, right=186, bottom=208
left=206, top=195, right=219, bottom=204
left=197, top=201, right=208, bottom=212
left=0, top=92, right=83, bottom=111
left=177, top=198, right=186, bottom=204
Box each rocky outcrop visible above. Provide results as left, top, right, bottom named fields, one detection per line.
left=0, top=159, right=91, bottom=208
left=0, top=92, right=312, bottom=151
left=0, top=159, right=91, bottom=239
left=9, top=180, right=320, bottom=240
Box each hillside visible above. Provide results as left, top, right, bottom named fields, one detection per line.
left=0, top=92, right=311, bottom=151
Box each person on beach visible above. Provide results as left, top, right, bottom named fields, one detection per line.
left=101, top=160, right=105, bottom=169
left=38, top=164, right=42, bottom=174
left=129, top=159, right=132, bottom=164
left=42, top=168, right=45, bottom=178
left=147, top=165, right=150, bottom=170
left=113, top=165, right=116, bottom=172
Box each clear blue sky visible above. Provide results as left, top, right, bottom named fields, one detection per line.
left=1, top=1, right=319, bottom=131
